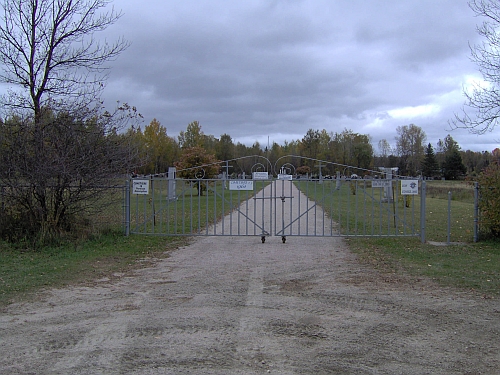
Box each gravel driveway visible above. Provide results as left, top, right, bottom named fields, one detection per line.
left=1, top=184, right=499, bottom=374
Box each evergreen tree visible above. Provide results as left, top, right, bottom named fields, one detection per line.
left=421, top=143, right=440, bottom=178
left=442, top=149, right=467, bottom=180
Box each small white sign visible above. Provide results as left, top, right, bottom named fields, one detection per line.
left=372, top=180, right=392, bottom=188
left=132, top=179, right=150, bottom=195
left=229, top=180, right=254, bottom=191
left=252, top=172, right=269, bottom=180
left=277, top=174, right=293, bottom=180
left=401, top=180, right=419, bottom=195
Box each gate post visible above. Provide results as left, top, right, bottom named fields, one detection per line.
left=420, top=180, right=426, bottom=243
left=125, top=179, right=130, bottom=236
left=168, top=167, right=176, bottom=201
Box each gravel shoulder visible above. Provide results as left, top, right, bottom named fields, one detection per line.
left=0, top=184, right=499, bottom=374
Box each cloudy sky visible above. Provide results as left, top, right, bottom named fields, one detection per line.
left=102, top=0, right=498, bottom=153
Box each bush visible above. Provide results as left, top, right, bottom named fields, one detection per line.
left=477, top=163, right=500, bottom=237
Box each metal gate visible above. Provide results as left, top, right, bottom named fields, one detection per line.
left=125, top=156, right=426, bottom=242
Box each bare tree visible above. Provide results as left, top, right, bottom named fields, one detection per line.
left=453, top=0, right=500, bottom=134
left=0, top=0, right=129, bottom=119
left=0, top=0, right=136, bottom=244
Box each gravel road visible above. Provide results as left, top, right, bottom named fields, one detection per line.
left=0, top=183, right=499, bottom=374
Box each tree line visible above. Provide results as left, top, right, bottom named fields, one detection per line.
left=128, top=119, right=496, bottom=180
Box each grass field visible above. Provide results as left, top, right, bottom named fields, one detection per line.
left=0, top=234, right=186, bottom=307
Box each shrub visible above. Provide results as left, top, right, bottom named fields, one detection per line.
left=477, top=163, right=500, bottom=237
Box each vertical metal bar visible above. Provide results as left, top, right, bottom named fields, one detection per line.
left=270, top=179, right=274, bottom=237
left=289, top=180, right=293, bottom=235
left=151, top=177, right=155, bottom=233
left=420, top=180, right=426, bottom=243
left=205, top=180, right=209, bottom=235
left=213, top=180, right=217, bottom=235
left=331, top=180, right=335, bottom=236
left=346, top=181, right=351, bottom=235
left=142, top=188, right=147, bottom=233
left=125, top=179, right=130, bottom=236
left=328, top=181, right=332, bottom=236
left=321, top=180, right=325, bottom=236
left=298, top=180, right=301, bottom=235
left=338, top=179, right=342, bottom=235
left=167, top=180, right=171, bottom=235
left=314, top=180, right=317, bottom=235
left=174, top=182, right=179, bottom=234
left=411, top=189, right=416, bottom=235
left=252, top=181, right=256, bottom=236
left=306, top=179, right=310, bottom=236
left=237, top=189, right=241, bottom=235
left=134, top=190, right=139, bottom=233
left=222, top=178, right=225, bottom=235
left=354, top=180, right=359, bottom=236
left=270, top=178, right=278, bottom=238
left=362, top=180, right=367, bottom=235
left=371, top=182, right=375, bottom=235
left=262, top=180, right=266, bottom=237
left=387, top=181, right=392, bottom=236
left=402, top=196, right=407, bottom=236
left=281, top=180, right=285, bottom=236
left=190, top=181, right=194, bottom=234
left=377, top=187, right=385, bottom=236
left=447, top=191, right=452, bottom=244
left=474, top=182, right=479, bottom=242
left=245, top=189, right=249, bottom=235
left=159, top=178, right=164, bottom=233
left=229, top=188, right=233, bottom=235
left=395, top=181, right=399, bottom=235
left=181, top=182, right=186, bottom=234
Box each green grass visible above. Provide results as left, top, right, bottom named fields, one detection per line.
left=347, top=237, right=499, bottom=296
left=0, top=232, right=186, bottom=307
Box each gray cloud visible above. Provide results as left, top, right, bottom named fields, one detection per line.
left=102, top=0, right=498, bottom=152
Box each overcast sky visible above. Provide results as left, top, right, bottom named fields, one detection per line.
left=102, top=0, right=497, bottom=153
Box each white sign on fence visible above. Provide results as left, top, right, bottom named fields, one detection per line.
left=277, top=174, right=293, bottom=180
left=229, top=180, right=254, bottom=191
left=401, top=180, right=419, bottom=195
left=371, top=180, right=392, bottom=188
left=252, top=172, right=269, bottom=180
left=132, top=180, right=150, bottom=195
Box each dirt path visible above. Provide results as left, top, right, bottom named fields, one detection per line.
left=0, top=184, right=499, bottom=374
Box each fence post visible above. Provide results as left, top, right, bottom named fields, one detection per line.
left=474, top=182, right=479, bottom=242
left=420, top=180, right=426, bottom=243
left=125, top=179, right=130, bottom=236
left=447, top=191, right=452, bottom=244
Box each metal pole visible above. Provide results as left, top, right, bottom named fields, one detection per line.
left=125, top=179, right=130, bottom=236
left=447, top=191, right=451, bottom=244
left=420, top=180, right=426, bottom=243
left=474, top=182, right=479, bottom=242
